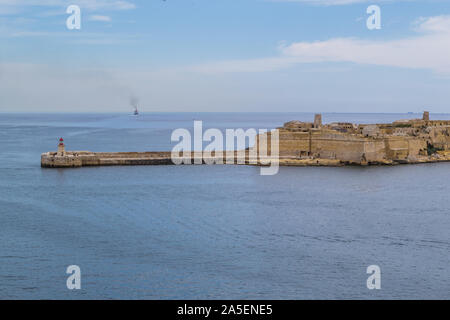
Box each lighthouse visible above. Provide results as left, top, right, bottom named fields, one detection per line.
left=57, top=138, right=66, bottom=156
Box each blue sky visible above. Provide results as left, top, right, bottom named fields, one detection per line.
left=1, top=0, right=450, bottom=112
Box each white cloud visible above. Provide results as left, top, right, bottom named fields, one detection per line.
left=187, top=15, right=450, bottom=75
left=270, top=0, right=384, bottom=5
left=0, top=0, right=135, bottom=12
left=414, top=15, right=450, bottom=34
left=89, top=15, right=112, bottom=22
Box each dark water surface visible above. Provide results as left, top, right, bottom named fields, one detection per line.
left=0, top=113, right=449, bottom=299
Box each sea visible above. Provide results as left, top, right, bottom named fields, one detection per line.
left=0, top=112, right=449, bottom=299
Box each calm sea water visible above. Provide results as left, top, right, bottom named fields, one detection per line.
left=0, top=112, right=449, bottom=299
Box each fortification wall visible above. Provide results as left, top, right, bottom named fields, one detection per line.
left=257, top=128, right=433, bottom=164
left=277, top=131, right=310, bottom=156
left=428, top=127, right=450, bottom=150
left=363, top=140, right=387, bottom=163
left=273, top=129, right=377, bottom=163
left=310, top=131, right=367, bottom=163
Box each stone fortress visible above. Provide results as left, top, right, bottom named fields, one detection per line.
left=257, top=111, right=450, bottom=166
left=41, top=112, right=450, bottom=168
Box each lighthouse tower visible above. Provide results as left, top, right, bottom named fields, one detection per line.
left=57, top=138, right=66, bottom=156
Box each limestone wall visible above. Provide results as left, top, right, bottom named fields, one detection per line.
left=41, top=153, right=83, bottom=168
left=310, top=131, right=365, bottom=163
left=255, top=126, right=433, bottom=165
left=428, top=127, right=450, bottom=150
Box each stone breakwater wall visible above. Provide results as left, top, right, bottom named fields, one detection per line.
left=41, top=151, right=258, bottom=168
left=42, top=151, right=184, bottom=168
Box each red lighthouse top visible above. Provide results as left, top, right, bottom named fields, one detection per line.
left=59, top=138, right=64, bottom=142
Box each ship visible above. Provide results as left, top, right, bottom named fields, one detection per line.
left=130, top=97, right=139, bottom=115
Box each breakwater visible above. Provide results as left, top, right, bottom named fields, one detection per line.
left=40, top=151, right=263, bottom=168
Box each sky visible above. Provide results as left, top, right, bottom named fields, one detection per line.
left=0, top=0, right=450, bottom=113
